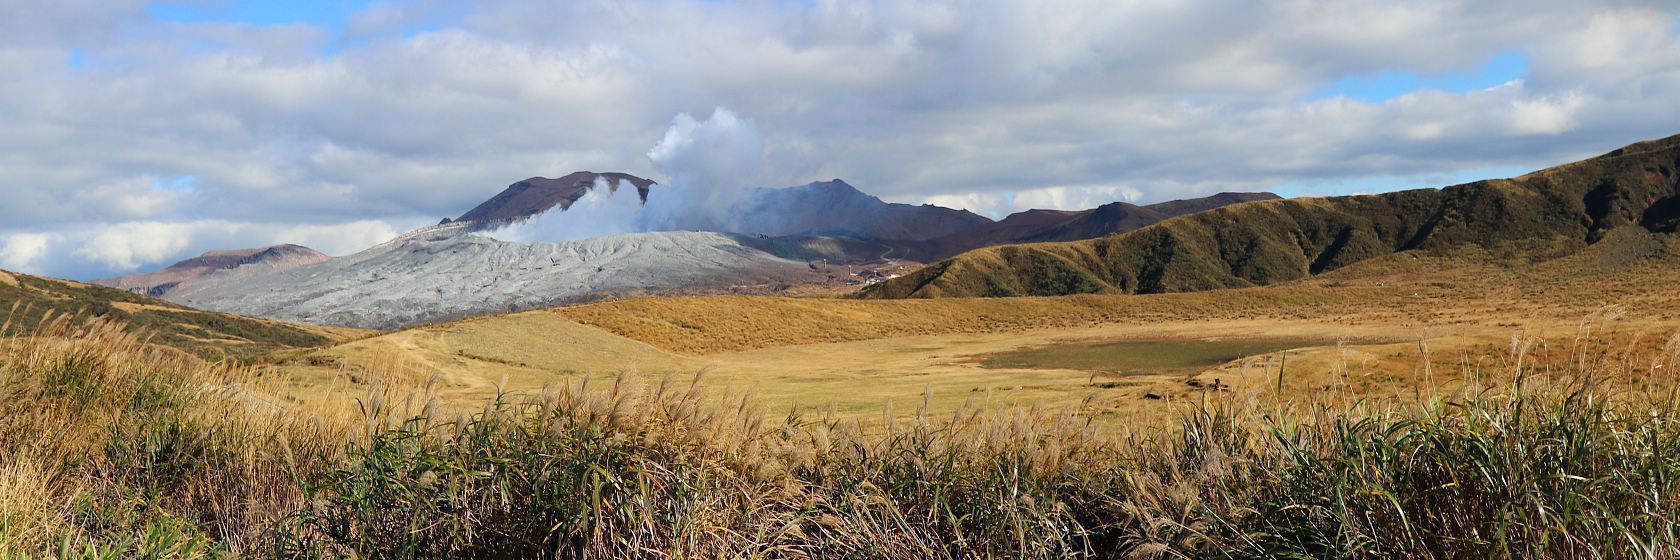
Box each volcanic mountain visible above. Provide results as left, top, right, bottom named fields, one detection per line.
left=164, top=231, right=899, bottom=329
left=730, top=179, right=993, bottom=240
left=862, top=133, right=1680, bottom=299
left=142, top=172, right=1291, bottom=328
left=455, top=171, right=658, bottom=227
left=95, top=244, right=328, bottom=297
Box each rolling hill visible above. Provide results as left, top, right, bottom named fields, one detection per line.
left=94, top=244, right=329, bottom=297
left=863, top=133, right=1680, bottom=298
left=0, top=268, right=357, bottom=359
left=911, top=192, right=1279, bottom=260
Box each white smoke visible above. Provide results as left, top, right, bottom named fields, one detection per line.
left=643, top=107, right=766, bottom=231
left=487, top=107, right=772, bottom=242
left=490, top=177, right=649, bottom=243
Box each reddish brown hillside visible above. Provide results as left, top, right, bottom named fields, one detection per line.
left=456, top=171, right=657, bottom=226
left=95, top=244, right=328, bottom=297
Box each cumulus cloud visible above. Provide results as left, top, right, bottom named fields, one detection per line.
left=2, top=218, right=420, bottom=280
left=1, top=0, right=1678, bottom=279
left=0, top=233, right=60, bottom=274
left=72, top=222, right=204, bottom=271
left=271, top=221, right=405, bottom=256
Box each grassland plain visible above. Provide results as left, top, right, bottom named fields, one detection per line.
left=2, top=226, right=1679, bottom=557
left=4, top=307, right=1680, bottom=558
left=266, top=230, right=1680, bottom=425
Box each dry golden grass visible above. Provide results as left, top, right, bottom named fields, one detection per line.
left=260, top=241, right=1680, bottom=430
left=0, top=314, right=367, bottom=556
left=6, top=294, right=1680, bottom=556
left=258, top=321, right=1680, bottom=557
left=554, top=287, right=1397, bottom=355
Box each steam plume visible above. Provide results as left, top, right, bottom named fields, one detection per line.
left=489, top=107, right=769, bottom=242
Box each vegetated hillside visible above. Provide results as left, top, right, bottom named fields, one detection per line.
left=0, top=268, right=346, bottom=359
left=864, top=133, right=1680, bottom=298
left=914, top=192, right=1280, bottom=260
left=734, top=179, right=993, bottom=240
left=456, top=171, right=657, bottom=226
left=94, top=244, right=329, bottom=297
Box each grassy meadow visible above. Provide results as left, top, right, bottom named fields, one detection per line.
left=3, top=240, right=1679, bottom=557
left=977, top=337, right=1338, bottom=373
left=5, top=302, right=1680, bottom=557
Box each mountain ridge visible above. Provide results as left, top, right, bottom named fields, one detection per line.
left=861, top=133, right=1680, bottom=299
left=909, top=192, right=1280, bottom=260
left=733, top=179, right=994, bottom=241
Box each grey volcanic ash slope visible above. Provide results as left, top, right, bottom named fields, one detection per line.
left=164, top=232, right=834, bottom=329
left=95, top=244, right=328, bottom=297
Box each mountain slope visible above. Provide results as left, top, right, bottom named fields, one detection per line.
left=863, top=133, right=1680, bottom=298
left=734, top=179, right=993, bottom=240
left=456, top=171, right=657, bottom=226
left=913, top=192, right=1279, bottom=260
left=1, top=268, right=350, bottom=359
left=163, top=231, right=854, bottom=329
left=94, top=244, right=329, bottom=297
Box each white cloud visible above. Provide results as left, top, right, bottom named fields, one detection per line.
left=67, top=176, right=186, bottom=220
left=0, top=0, right=1677, bottom=279
left=71, top=222, right=212, bottom=271
left=0, top=233, right=60, bottom=274
left=1510, top=93, right=1586, bottom=135
left=271, top=220, right=404, bottom=256
left=1, top=219, right=414, bottom=279
left=915, top=184, right=1145, bottom=218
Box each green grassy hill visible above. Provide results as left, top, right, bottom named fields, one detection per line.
left=863, top=133, right=1680, bottom=298
left=0, top=268, right=356, bottom=360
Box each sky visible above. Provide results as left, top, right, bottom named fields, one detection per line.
left=2, top=0, right=1679, bottom=280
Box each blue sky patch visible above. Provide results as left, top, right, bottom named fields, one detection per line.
left=149, top=0, right=376, bottom=31
left=1312, top=51, right=1529, bottom=103
left=1267, top=164, right=1535, bottom=199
